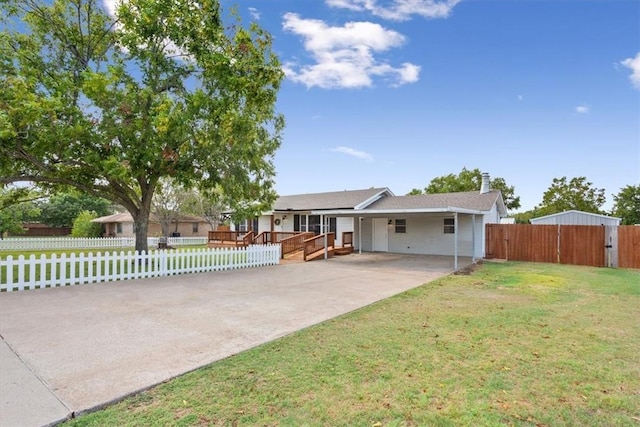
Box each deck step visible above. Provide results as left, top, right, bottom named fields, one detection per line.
left=334, top=246, right=354, bottom=255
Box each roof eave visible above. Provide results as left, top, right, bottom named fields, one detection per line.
left=312, top=207, right=486, bottom=216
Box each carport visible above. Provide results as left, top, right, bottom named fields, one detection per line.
left=313, top=209, right=486, bottom=271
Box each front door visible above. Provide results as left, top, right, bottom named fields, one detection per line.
left=372, top=218, right=388, bottom=252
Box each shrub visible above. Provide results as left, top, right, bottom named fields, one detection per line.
left=71, top=210, right=103, bottom=237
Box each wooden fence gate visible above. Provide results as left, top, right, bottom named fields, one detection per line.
left=485, top=224, right=640, bottom=269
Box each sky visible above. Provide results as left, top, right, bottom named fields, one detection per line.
left=218, top=0, right=640, bottom=213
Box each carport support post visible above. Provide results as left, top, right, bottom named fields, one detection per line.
left=322, top=214, right=328, bottom=260
left=472, top=214, right=476, bottom=263
left=358, top=217, right=362, bottom=255
left=454, top=212, right=459, bottom=271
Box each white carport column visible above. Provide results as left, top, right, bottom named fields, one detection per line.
left=358, top=217, right=363, bottom=255
left=454, top=212, right=459, bottom=271
left=472, top=214, right=476, bottom=263
left=321, top=214, right=328, bottom=260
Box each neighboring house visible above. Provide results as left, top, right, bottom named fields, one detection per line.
left=241, top=173, right=507, bottom=260
left=10, top=223, right=72, bottom=237
left=530, top=210, right=621, bottom=226
left=92, top=212, right=212, bottom=237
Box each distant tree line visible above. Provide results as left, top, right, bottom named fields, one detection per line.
left=1, top=181, right=227, bottom=238
left=409, top=167, right=640, bottom=225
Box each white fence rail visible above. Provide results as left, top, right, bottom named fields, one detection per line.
left=0, top=236, right=208, bottom=251
left=1, top=245, right=280, bottom=292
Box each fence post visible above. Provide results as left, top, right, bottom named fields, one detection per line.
left=6, top=255, right=14, bottom=291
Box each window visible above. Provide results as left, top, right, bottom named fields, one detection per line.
left=116, top=223, right=122, bottom=234
left=395, top=219, right=406, bottom=233
left=444, top=218, right=455, bottom=234
left=192, top=222, right=199, bottom=233
left=235, top=218, right=258, bottom=232
left=294, top=214, right=334, bottom=235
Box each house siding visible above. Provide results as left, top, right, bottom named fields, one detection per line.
left=258, top=216, right=272, bottom=233
left=279, top=215, right=294, bottom=232
left=386, top=215, right=475, bottom=256
left=257, top=214, right=299, bottom=233
left=336, top=217, right=353, bottom=246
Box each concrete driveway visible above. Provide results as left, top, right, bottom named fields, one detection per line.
left=0, top=253, right=467, bottom=427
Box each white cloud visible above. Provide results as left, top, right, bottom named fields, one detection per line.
left=102, top=0, right=118, bottom=17
left=325, top=0, right=461, bottom=21
left=620, top=52, right=640, bottom=89
left=575, top=104, right=590, bottom=114
left=330, top=146, right=374, bottom=161
left=518, top=94, right=523, bottom=101
left=248, top=7, right=261, bottom=21
left=282, top=13, right=420, bottom=89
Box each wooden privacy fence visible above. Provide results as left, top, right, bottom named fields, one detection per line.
left=485, top=224, right=640, bottom=269
left=1, top=244, right=280, bottom=292
left=618, top=226, right=640, bottom=269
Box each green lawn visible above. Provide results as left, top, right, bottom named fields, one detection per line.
left=66, top=262, right=640, bottom=427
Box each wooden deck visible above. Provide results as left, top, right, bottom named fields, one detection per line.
left=208, top=230, right=354, bottom=262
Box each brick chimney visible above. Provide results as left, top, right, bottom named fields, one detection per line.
left=480, top=172, right=491, bottom=194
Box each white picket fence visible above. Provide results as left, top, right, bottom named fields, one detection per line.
left=0, top=244, right=280, bottom=292
left=0, top=236, right=208, bottom=251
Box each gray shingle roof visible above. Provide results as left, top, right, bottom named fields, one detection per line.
left=274, top=188, right=390, bottom=211
left=363, top=190, right=502, bottom=212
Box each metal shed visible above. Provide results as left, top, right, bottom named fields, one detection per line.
left=530, top=210, right=621, bottom=226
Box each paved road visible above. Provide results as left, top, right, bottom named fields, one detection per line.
left=0, top=253, right=465, bottom=427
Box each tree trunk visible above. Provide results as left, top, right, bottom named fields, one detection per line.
left=161, top=221, right=170, bottom=238
left=132, top=208, right=151, bottom=253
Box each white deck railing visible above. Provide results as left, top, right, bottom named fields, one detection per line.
left=0, top=236, right=208, bottom=251
left=1, top=245, right=280, bottom=292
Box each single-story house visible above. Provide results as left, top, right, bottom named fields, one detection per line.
left=530, top=210, right=621, bottom=226
left=237, top=173, right=507, bottom=265
left=92, top=212, right=212, bottom=238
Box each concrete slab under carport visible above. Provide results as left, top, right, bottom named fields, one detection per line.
left=0, top=253, right=468, bottom=427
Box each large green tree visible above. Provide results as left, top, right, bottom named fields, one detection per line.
left=611, top=184, right=640, bottom=225
left=38, top=191, right=112, bottom=227
left=0, top=0, right=284, bottom=252
left=0, top=187, right=41, bottom=237
left=535, top=176, right=605, bottom=216
left=411, top=167, right=521, bottom=211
